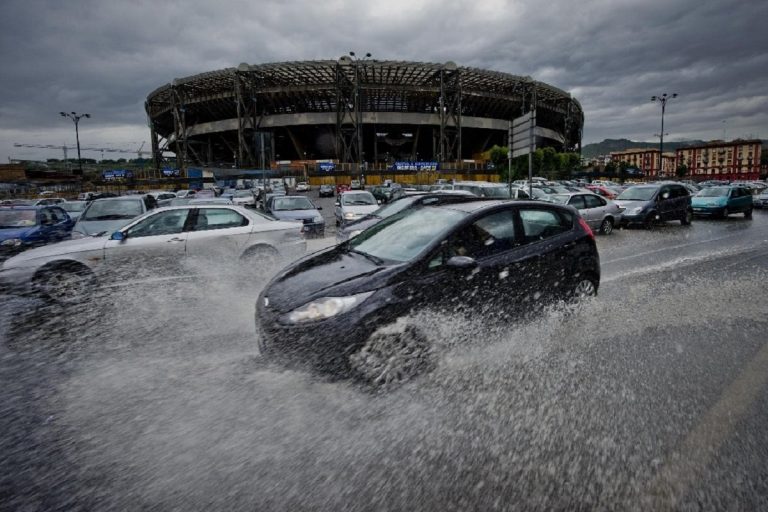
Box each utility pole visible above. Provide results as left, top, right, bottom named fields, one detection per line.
left=59, top=111, right=90, bottom=175
left=651, top=93, right=677, bottom=178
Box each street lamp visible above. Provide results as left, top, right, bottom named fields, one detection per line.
left=650, top=93, right=677, bottom=178
left=348, top=51, right=372, bottom=173
left=59, top=111, right=90, bottom=175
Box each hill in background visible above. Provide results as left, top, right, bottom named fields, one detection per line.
left=581, top=138, right=707, bottom=159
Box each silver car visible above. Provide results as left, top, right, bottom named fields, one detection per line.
left=0, top=205, right=306, bottom=302
left=550, top=192, right=624, bottom=235
left=335, top=191, right=379, bottom=227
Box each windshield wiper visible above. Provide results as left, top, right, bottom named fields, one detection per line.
left=349, top=248, right=384, bottom=265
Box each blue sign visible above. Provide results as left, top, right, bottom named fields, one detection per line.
left=392, top=161, right=439, bottom=171
left=162, top=167, right=180, bottom=177
left=102, top=169, right=133, bottom=181
left=318, top=162, right=336, bottom=172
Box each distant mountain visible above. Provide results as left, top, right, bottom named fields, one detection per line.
left=581, top=139, right=707, bottom=159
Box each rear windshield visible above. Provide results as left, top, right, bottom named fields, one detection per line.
left=0, top=209, right=37, bottom=227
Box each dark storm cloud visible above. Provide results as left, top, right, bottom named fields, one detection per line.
left=1, top=0, right=766, bottom=160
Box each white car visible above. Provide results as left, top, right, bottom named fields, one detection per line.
left=334, top=191, right=379, bottom=227
left=231, top=189, right=256, bottom=207
left=0, top=205, right=306, bottom=302
left=295, top=182, right=310, bottom=192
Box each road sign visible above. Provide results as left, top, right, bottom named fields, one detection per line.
left=511, top=111, right=536, bottom=158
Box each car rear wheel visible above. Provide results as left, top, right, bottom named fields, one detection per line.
left=643, top=213, right=656, bottom=230
left=241, top=245, right=279, bottom=275
left=745, top=208, right=752, bottom=219
left=722, top=207, right=729, bottom=218
left=599, top=218, right=614, bottom=235
left=349, top=324, right=433, bottom=387
left=571, top=276, right=598, bottom=300
left=34, top=264, right=93, bottom=304
left=681, top=209, right=693, bottom=225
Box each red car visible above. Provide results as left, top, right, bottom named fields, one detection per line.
left=336, top=183, right=350, bottom=195
left=586, top=184, right=618, bottom=200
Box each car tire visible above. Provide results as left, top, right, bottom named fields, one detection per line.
left=599, top=218, right=614, bottom=235
left=241, top=245, right=279, bottom=274
left=570, top=275, right=598, bottom=301
left=643, top=213, right=656, bottom=230
left=349, top=323, right=434, bottom=387
left=722, top=207, right=729, bottom=218
left=33, top=263, right=93, bottom=304
left=745, top=208, right=752, bottom=219
left=681, top=209, right=693, bottom=225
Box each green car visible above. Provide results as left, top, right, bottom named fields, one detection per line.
left=691, top=185, right=753, bottom=218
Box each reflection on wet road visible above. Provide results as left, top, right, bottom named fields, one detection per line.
left=2, top=211, right=768, bottom=510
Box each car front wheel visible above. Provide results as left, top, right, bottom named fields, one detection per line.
left=349, top=323, right=434, bottom=387
left=681, top=209, right=693, bottom=225
left=599, top=218, right=614, bottom=235
left=34, top=264, right=93, bottom=304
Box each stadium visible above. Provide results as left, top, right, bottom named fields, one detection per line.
left=145, top=58, right=584, bottom=174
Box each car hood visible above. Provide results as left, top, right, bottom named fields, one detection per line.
left=0, top=226, right=37, bottom=241
left=342, top=204, right=379, bottom=216
left=614, top=199, right=650, bottom=209
left=2, top=235, right=107, bottom=267
left=264, top=246, right=402, bottom=313
left=272, top=209, right=321, bottom=221
left=74, top=219, right=134, bottom=236
left=692, top=196, right=726, bottom=206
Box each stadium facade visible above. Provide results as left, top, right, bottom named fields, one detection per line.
left=145, top=58, right=584, bottom=172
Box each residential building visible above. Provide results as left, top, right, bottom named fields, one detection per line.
left=675, top=139, right=761, bottom=181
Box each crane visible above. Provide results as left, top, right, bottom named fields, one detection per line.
left=14, top=142, right=144, bottom=161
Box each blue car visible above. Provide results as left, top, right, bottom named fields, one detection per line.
left=264, top=195, right=324, bottom=237
left=691, top=185, right=753, bottom=218
left=0, top=205, right=75, bottom=259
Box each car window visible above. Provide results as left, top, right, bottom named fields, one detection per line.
left=446, top=209, right=517, bottom=260
left=519, top=208, right=569, bottom=242
left=583, top=195, right=604, bottom=208
left=126, top=209, right=189, bottom=238
left=193, top=208, right=248, bottom=231
left=568, top=195, right=586, bottom=209
left=39, top=209, right=54, bottom=225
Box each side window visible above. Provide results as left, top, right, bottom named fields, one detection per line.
left=39, top=209, right=54, bottom=225
left=520, top=209, right=569, bottom=243
left=675, top=185, right=689, bottom=197
left=583, top=195, right=605, bottom=208
left=193, top=208, right=248, bottom=231
left=517, top=189, right=530, bottom=199
left=126, top=209, right=188, bottom=238
left=49, top=208, right=67, bottom=222
left=446, top=209, right=517, bottom=260
left=659, top=186, right=672, bottom=200
left=568, top=195, right=587, bottom=209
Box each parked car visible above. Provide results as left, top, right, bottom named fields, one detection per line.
left=370, top=185, right=406, bottom=204
left=350, top=180, right=362, bottom=190
left=295, top=182, right=311, bottom=192
left=231, top=189, right=257, bottom=207
left=60, top=200, right=88, bottom=221
left=585, top=184, right=618, bottom=200
left=0, top=206, right=75, bottom=260
left=550, top=192, right=624, bottom=235
left=256, top=200, right=600, bottom=385
left=265, top=195, right=325, bottom=237
left=175, top=190, right=197, bottom=199
left=33, top=197, right=67, bottom=206
left=189, top=198, right=234, bottom=205
left=335, top=191, right=476, bottom=243
left=452, top=181, right=531, bottom=199
left=334, top=191, right=379, bottom=227
left=691, top=185, right=753, bottom=218
left=615, top=183, right=692, bottom=228
left=754, top=188, right=768, bottom=209
left=72, top=196, right=154, bottom=238
left=0, top=205, right=306, bottom=303
left=147, top=191, right=177, bottom=207
left=194, top=189, right=216, bottom=199
left=319, top=184, right=335, bottom=197
left=336, top=183, right=351, bottom=195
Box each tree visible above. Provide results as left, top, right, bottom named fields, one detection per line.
left=617, top=161, right=629, bottom=184
left=675, top=163, right=688, bottom=179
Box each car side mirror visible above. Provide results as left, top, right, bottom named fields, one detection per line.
left=110, top=231, right=125, bottom=241
left=661, top=192, right=670, bottom=200
left=377, top=200, right=382, bottom=205
left=446, top=255, right=477, bottom=269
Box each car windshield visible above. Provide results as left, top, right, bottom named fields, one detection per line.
left=341, top=192, right=376, bottom=206
left=272, top=197, right=314, bottom=210
left=62, top=201, right=87, bottom=212
left=372, top=196, right=421, bottom=218
left=0, top=209, right=37, bottom=227
left=81, top=200, right=143, bottom=220
left=348, top=207, right=467, bottom=262
left=617, top=187, right=657, bottom=201
left=696, top=187, right=730, bottom=197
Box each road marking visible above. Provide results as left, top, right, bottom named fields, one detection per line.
left=645, top=341, right=768, bottom=509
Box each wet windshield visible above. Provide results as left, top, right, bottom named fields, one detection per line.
left=0, top=209, right=37, bottom=227
left=348, top=207, right=467, bottom=262
left=696, top=187, right=730, bottom=197
left=81, top=200, right=143, bottom=221
left=617, top=187, right=657, bottom=201
left=341, top=192, right=376, bottom=206
left=372, top=196, right=421, bottom=218
left=272, top=197, right=314, bottom=210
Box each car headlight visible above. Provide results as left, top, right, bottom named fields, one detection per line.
left=312, top=215, right=324, bottom=223
left=344, top=212, right=358, bottom=219
left=628, top=206, right=643, bottom=214
left=283, top=291, right=374, bottom=324
left=1, top=238, right=22, bottom=247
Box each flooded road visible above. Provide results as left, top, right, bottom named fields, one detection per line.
left=2, top=211, right=768, bottom=511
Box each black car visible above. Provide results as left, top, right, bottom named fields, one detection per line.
left=257, top=200, right=600, bottom=385
left=614, top=182, right=693, bottom=228
left=335, top=191, right=476, bottom=243
left=319, top=184, right=335, bottom=197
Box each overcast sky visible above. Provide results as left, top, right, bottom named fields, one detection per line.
left=1, top=0, right=766, bottom=162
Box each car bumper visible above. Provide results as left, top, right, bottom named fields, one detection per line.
left=619, top=212, right=648, bottom=225
left=300, top=222, right=325, bottom=237
left=692, top=206, right=726, bottom=216
left=255, top=289, right=400, bottom=376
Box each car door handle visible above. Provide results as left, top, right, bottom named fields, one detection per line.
left=167, top=237, right=185, bottom=243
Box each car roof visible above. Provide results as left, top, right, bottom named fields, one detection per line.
left=341, top=190, right=373, bottom=195
left=0, top=205, right=44, bottom=210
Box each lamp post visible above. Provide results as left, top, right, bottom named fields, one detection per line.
left=59, top=111, right=90, bottom=175
left=349, top=51, right=372, bottom=174
left=650, top=93, right=677, bottom=179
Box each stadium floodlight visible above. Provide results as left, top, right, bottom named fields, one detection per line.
left=651, top=93, right=678, bottom=177
left=59, top=111, right=91, bottom=175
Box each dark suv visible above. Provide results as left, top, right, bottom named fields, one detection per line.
left=257, top=200, right=600, bottom=385
left=615, top=182, right=693, bottom=228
